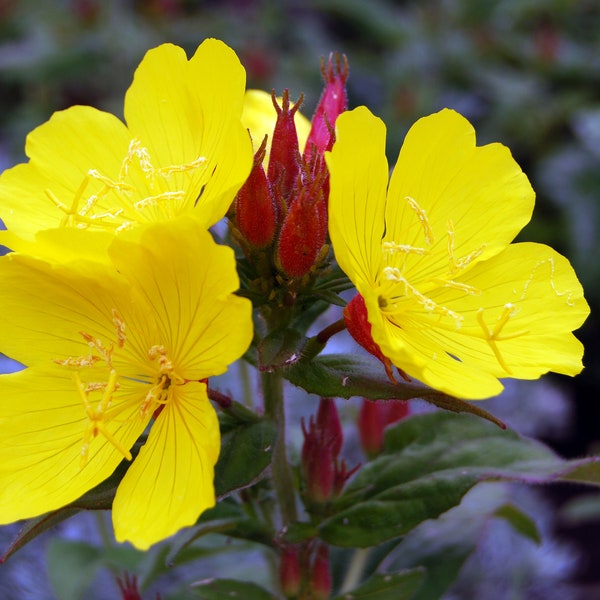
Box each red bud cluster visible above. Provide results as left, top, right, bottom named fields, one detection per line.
left=232, top=53, right=348, bottom=289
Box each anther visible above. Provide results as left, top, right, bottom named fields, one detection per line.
left=405, top=196, right=435, bottom=245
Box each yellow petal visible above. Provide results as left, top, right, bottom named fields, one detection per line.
left=384, top=109, right=535, bottom=284
left=326, top=107, right=388, bottom=287
left=108, top=218, right=253, bottom=379
left=0, top=106, right=132, bottom=241
left=125, top=40, right=253, bottom=229
left=369, top=242, right=589, bottom=399
left=112, top=382, right=219, bottom=549
left=0, top=368, right=147, bottom=523
left=0, top=252, right=133, bottom=367
left=242, top=89, right=311, bottom=156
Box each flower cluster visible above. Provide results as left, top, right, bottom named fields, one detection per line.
left=0, top=35, right=590, bottom=585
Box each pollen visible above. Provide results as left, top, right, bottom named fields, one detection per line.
left=446, top=220, right=486, bottom=275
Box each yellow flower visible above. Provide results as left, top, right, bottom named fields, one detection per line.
left=0, top=39, right=252, bottom=260
left=327, top=107, right=589, bottom=400
left=0, top=218, right=252, bottom=549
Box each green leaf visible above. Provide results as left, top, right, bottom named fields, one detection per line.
left=332, top=569, right=425, bottom=600
left=383, top=483, right=543, bottom=600
left=189, top=578, right=275, bottom=599
left=494, top=503, right=541, bottom=544
left=46, top=539, right=103, bottom=600
left=284, top=354, right=505, bottom=428
left=214, top=419, right=277, bottom=498
left=319, top=413, right=598, bottom=547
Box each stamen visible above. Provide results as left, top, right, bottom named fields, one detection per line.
left=112, top=309, right=126, bottom=348
left=382, top=241, right=428, bottom=255
left=446, top=220, right=486, bottom=274
left=88, top=169, right=134, bottom=193
left=75, top=370, right=131, bottom=468
left=134, top=191, right=185, bottom=211
left=79, top=331, right=114, bottom=369
left=432, top=278, right=481, bottom=295
left=384, top=267, right=463, bottom=328
left=405, top=196, right=435, bottom=245
left=157, top=156, right=206, bottom=176
left=54, top=355, right=101, bottom=368
left=521, top=257, right=575, bottom=306
left=140, top=374, right=169, bottom=418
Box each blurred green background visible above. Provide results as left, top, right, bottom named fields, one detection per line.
left=1, top=0, right=599, bottom=598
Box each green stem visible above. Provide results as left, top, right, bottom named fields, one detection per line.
left=262, top=369, right=298, bottom=526
left=339, top=548, right=370, bottom=594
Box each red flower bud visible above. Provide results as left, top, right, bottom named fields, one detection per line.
left=311, top=543, right=332, bottom=600
left=276, top=177, right=326, bottom=278
left=343, top=294, right=397, bottom=382
left=304, top=52, right=348, bottom=165
left=316, top=397, right=343, bottom=458
left=301, top=415, right=335, bottom=504
left=235, top=138, right=278, bottom=249
left=358, top=398, right=411, bottom=458
left=279, top=544, right=301, bottom=598
left=268, top=90, right=303, bottom=205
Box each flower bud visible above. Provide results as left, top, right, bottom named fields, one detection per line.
left=268, top=89, right=303, bottom=205
left=343, top=294, right=396, bottom=382
left=301, top=415, right=335, bottom=504
left=304, top=53, right=348, bottom=165
left=311, top=543, right=332, bottom=600
left=235, top=138, right=278, bottom=249
left=276, top=177, right=326, bottom=278
left=315, top=397, right=343, bottom=458
left=279, top=544, right=301, bottom=598
left=358, top=398, right=411, bottom=458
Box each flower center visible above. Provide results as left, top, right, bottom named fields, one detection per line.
left=54, top=309, right=181, bottom=468
left=45, top=139, right=206, bottom=232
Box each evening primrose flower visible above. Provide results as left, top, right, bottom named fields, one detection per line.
left=0, top=39, right=252, bottom=260
left=327, top=107, right=589, bottom=400
left=0, top=218, right=252, bottom=549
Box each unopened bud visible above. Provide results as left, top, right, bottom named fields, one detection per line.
left=359, top=398, right=411, bottom=458
left=235, top=138, right=278, bottom=249
left=268, top=90, right=303, bottom=204
left=316, top=397, right=343, bottom=458
left=311, top=543, right=332, bottom=600
left=302, top=415, right=335, bottom=504
left=343, top=294, right=397, bottom=382
left=304, top=52, right=348, bottom=165
left=279, top=544, right=301, bottom=598
left=276, top=180, right=326, bottom=278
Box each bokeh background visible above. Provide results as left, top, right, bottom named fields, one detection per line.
left=1, top=1, right=599, bottom=598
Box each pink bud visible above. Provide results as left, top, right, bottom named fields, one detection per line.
left=304, top=52, right=348, bottom=165
left=268, top=90, right=303, bottom=205
left=358, top=399, right=385, bottom=458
